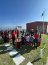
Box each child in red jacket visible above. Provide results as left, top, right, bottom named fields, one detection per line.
left=34, top=30, right=39, bottom=48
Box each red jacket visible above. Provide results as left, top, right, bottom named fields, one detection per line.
left=12, top=31, right=16, bottom=38
left=34, top=34, right=39, bottom=39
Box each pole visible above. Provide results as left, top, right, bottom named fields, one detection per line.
left=42, top=9, right=45, bottom=34
left=41, top=8, right=46, bottom=34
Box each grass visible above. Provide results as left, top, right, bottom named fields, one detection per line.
left=0, top=53, right=15, bottom=65
left=0, top=45, right=15, bottom=65
left=16, top=45, right=42, bottom=65
left=40, top=34, right=48, bottom=65
left=0, top=34, right=48, bottom=65
left=40, top=34, right=48, bottom=48
left=19, top=34, right=48, bottom=65
left=0, top=39, right=2, bottom=44
left=42, top=43, right=48, bottom=65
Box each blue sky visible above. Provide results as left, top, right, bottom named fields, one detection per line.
left=0, top=0, right=48, bottom=29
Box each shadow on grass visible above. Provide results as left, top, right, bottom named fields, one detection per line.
left=16, top=45, right=36, bottom=55
left=10, top=53, right=19, bottom=58
left=31, top=58, right=41, bottom=63
left=0, top=46, right=6, bottom=50
left=9, top=45, right=37, bottom=58
left=0, top=46, right=11, bottom=54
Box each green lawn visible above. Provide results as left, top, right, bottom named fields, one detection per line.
left=38, top=34, right=48, bottom=65
left=0, top=45, right=15, bottom=65
left=19, top=34, right=48, bottom=65
left=40, top=34, right=48, bottom=48
left=0, top=34, right=48, bottom=65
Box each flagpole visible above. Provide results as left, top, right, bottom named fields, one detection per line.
left=43, top=14, right=44, bottom=34
left=42, top=9, right=45, bottom=34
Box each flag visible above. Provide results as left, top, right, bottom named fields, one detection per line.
left=42, top=12, right=44, bottom=16
left=41, top=9, right=45, bottom=17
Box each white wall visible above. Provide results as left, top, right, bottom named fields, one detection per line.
left=47, top=24, right=48, bottom=33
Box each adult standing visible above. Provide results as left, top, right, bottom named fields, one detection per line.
left=11, top=30, right=16, bottom=46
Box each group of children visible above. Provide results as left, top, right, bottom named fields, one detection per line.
left=22, top=29, right=41, bottom=48
left=0, top=29, right=42, bottom=49
left=0, top=30, right=19, bottom=43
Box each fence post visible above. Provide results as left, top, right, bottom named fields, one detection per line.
left=46, top=57, right=48, bottom=65
left=40, top=49, right=43, bottom=58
